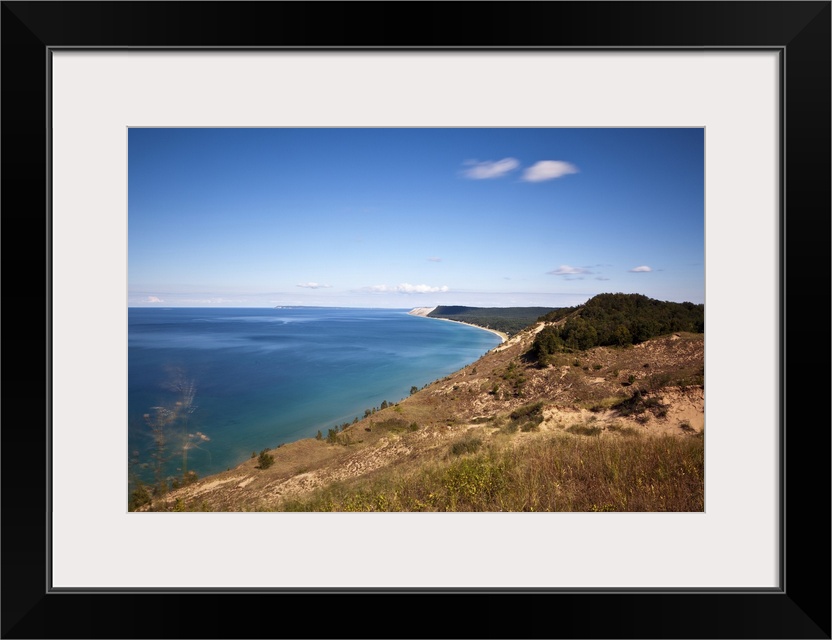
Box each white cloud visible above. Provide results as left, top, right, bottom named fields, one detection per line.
left=548, top=265, right=591, bottom=276
left=460, top=157, right=520, bottom=179
left=403, top=283, right=449, bottom=294
left=146, top=296, right=164, bottom=303
left=296, top=282, right=332, bottom=289
left=522, top=160, right=579, bottom=182
left=629, top=265, right=653, bottom=273
left=367, top=283, right=449, bottom=294
left=427, top=256, right=442, bottom=262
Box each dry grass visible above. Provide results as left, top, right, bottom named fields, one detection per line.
left=278, top=432, right=704, bottom=512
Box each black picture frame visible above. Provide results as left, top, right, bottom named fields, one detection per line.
left=2, top=2, right=829, bottom=638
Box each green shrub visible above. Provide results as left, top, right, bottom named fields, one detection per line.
left=509, top=401, right=544, bottom=420
left=128, top=482, right=152, bottom=511
left=170, top=471, right=199, bottom=490
left=508, top=401, right=545, bottom=432
left=587, top=396, right=624, bottom=412
left=257, top=449, right=275, bottom=469
left=376, top=418, right=410, bottom=432
left=501, top=420, right=519, bottom=434
left=606, top=423, right=639, bottom=437
left=566, top=424, right=603, bottom=437
left=612, top=390, right=667, bottom=419
left=645, top=372, right=672, bottom=391
left=450, top=436, right=483, bottom=456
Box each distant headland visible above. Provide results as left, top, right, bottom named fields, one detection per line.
left=408, top=306, right=508, bottom=343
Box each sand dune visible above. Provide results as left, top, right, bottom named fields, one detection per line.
left=407, top=307, right=437, bottom=317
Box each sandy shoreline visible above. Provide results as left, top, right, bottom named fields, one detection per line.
left=407, top=307, right=508, bottom=344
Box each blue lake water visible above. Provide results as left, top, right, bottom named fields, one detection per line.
left=128, top=307, right=501, bottom=485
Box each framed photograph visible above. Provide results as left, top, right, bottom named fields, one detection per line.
left=122, top=125, right=707, bottom=517
left=3, top=2, right=829, bottom=638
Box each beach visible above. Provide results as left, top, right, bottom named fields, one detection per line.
left=408, top=307, right=509, bottom=344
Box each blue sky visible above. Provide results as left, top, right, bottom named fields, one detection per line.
left=128, top=128, right=704, bottom=308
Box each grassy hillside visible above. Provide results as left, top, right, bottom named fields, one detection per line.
left=134, top=294, right=704, bottom=513
left=279, top=433, right=703, bottom=512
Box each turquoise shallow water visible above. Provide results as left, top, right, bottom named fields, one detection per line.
left=128, top=307, right=501, bottom=484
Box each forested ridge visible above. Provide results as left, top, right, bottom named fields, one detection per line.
left=532, top=293, right=704, bottom=364
left=428, top=306, right=559, bottom=336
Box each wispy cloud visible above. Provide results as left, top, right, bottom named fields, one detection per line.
left=629, top=265, right=653, bottom=273
left=180, top=297, right=237, bottom=304
left=460, top=158, right=520, bottom=180
left=366, top=283, right=450, bottom=294
left=297, top=282, right=332, bottom=289
left=146, top=296, right=164, bottom=303
left=548, top=265, right=592, bottom=276
left=427, top=256, right=442, bottom=263
left=595, top=277, right=611, bottom=281
left=522, top=160, right=579, bottom=182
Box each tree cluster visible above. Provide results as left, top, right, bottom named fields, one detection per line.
left=531, top=293, right=704, bottom=365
